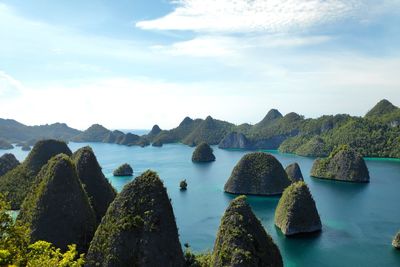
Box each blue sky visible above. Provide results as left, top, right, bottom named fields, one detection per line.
left=0, top=0, right=399, bottom=130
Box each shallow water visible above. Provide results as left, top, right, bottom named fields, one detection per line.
left=2, top=143, right=400, bottom=266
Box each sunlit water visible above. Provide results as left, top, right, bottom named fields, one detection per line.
left=2, top=142, right=400, bottom=267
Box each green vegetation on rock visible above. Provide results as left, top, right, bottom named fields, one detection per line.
left=17, top=154, right=96, bottom=252
left=0, top=153, right=19, bottom=177
left=311, top=145, right=370, bottom=182
left=224, top=152, right=291, bottom=195
left=212, top=196, right=283, bottom=267
left=274, top=182, right=321, bottom=235
left=285, top=163, right=304, bottom=182
left=72, top=146, right=117, bottom=224
left=192, top=142, right=216, bottom=163
left=392, top=231, right=400, bottom=249
left=113, top=163, right=133, bottom=176
left=0, top=194, right=84, bottom=266
left=86, top=170, right=185, bottom=267
left=0, top=139, right=72, bottom=209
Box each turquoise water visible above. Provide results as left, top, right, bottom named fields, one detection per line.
left=2, top=143, right=400, bottom=266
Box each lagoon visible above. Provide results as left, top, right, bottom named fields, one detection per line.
left=2, top=142, right=400, bottom=266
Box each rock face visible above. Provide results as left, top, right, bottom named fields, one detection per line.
left=0, top=139, right=72, bottom=209
left=113, top=163, right=133, bottom=176
left=224, top=152, right=291, bottom=195
left=86, top=170, right=185, bottom=267
left=274, top=182, right=321, bottom=235
left=152, top=140, right=163, bottom=147
left=18, top=154, right=96, bottom=252
left=392, top=232, right=400, bottom=249
left=21, top=144, right=31, bottom=151
left=192, top=142, right=216, bottom=162
left=218, top=132, right=251, bottom=149
left=149, top=125, right=162, bottom=136
left=212, top=196, right=283, bottom=267
left=72, top=146, right=117, bottom=223
left=285, top=163, right=304, bottom=182
left=0, top=139, right=13, bottom=150
left=311, top=145, right=370, bottom=183
left=0, top=153, right=19, bottom=176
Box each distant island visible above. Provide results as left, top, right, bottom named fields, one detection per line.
left=1, top=99, right=399, bottom=158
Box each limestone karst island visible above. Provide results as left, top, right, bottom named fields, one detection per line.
left=0, top=1, right=399, bottom=266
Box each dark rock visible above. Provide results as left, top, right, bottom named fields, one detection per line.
left=0, top=153, right=19, bottom=176
left=18, top=154, right=96, bottom=252
left=285, top=163, right=304, bottom=182
left=311, top=145, right=370, bottom=182
left=149, top=125, right=162, bottom=136
left=86, top=170, right=185, bottom=267
left=72, top=146, right=117, bottom=223
left=113, top=163, right=133, bottom=176
left=180, top=179, right=187, bottom=191
left=152, top=140, right=163, bottom=147
left=218, top=132, right=251, bottom=149
left=119, top=133, right=140, bottom=146
left=0, top=139, right=72, bottom=209
left=275, top=182, right=321, bottom=235
left=21, top=144, right=31, bottom=151
left=224, top=152, right=291, bottom=195
left=212, top=196, right=283, bottom=267
left=192, top=142, right=215, bottom=163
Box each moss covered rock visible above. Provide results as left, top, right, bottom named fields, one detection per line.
left=0, top=139, right=72, bottom=209
left=113, top=163, right=133, bottom=176
left=311, top=145, right=370, bottom=183
left=212, top=196, right=283, bottom=267
left=192, top=142, right=215, bottom=163
left=72, top=146, right=116, bottom=223
left=392, top=231, right=400, bottom=249
left=86, top=170, right=185, bottom=267
left=285, top=163, right=304, bottom=182
left=0, top=153, right=19, bottom=177
left=224, top=152, right=291, bottom=195
left=18, top=154, right=96, bottom=252
left=274, top=182, right=321, bottom=235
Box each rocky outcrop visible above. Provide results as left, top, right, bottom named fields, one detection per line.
left=72, top=146, right=116, bottom=223
left=18, top=154, right=96, bottom=252
left=392, top=231, right=400, bottom=249
left=149, top=125, right=162, bottom=137
left=113, top=163, right=133, bottom=176
left=311, top=145, right=370, bottom=182
left=218, top=132, right=251, bottom=149
left=0, top=139, right=72, bottom=209
left=21, top=144, right=31, bottom=151
left=0, top=139, right=13, bottom=150
left=192, top=142, right=216, bottom=162
left=152, top=140, right=163, bottom=147
left=224, top=152, right=291, bottom=195
left=0, top=153, right=19, bottom=176
left=86, top=170, right=185, bottom=267
left=212, top=196, right=283, bottom=267
left=274, top=182, right=321, bottom=235
left=285, top=163, right=304, bottom=182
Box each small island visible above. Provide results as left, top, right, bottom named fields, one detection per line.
left=0, top=139, right=13, bottom=150
left=113, top=163, right=133, bottom=176
left=180, top=179, right=187, bottom=190
left=393, top=232, right=400, bottom=249
left=285, top=162, right=304, bottom=182
left=191, top=142, right=215, bottom=163
left=274, top=182, right=322, bottom=236
left=311, top=145, right=370, bottom=183
left=224, top=152, right=291, bottom=195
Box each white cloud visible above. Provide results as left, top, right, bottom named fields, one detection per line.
left=0, top=71, right=23, bottom=98
left=137, top=0, right=363, bottom=33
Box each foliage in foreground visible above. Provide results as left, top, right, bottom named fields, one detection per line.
left=0, top=194, right=84, bottom=266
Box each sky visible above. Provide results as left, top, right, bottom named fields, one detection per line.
left=0, top=0, right=399, bottom=130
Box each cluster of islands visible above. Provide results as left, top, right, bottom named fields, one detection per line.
left=0, top=99, right=399, bottom=266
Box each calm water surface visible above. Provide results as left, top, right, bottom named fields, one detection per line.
left=2, top=143, right=400, bottom=267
